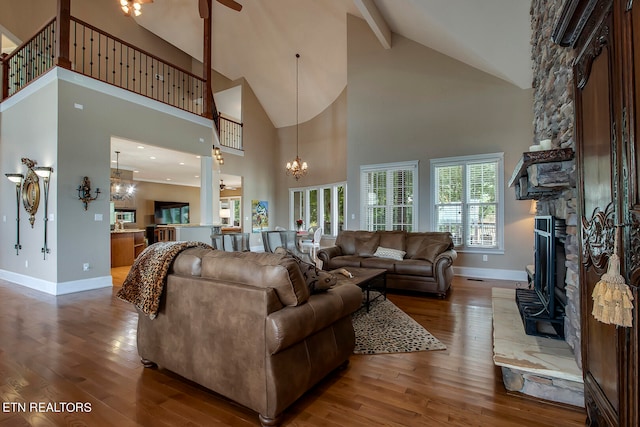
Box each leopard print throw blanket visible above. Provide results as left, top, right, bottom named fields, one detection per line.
left=117, top=241, right=212, bottom=319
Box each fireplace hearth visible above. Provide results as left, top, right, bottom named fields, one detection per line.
left=516, top=215, right=567, bottom=339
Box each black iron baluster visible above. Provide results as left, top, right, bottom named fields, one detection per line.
left=81, top=25, right=86, bottom=73
left=125, top=45, right=129, bottom=89
left=112, top=38, right=116, bottom=84
left=119, top=42, right=123, bottom=87
left=89, top=28, right=94, bottom=77
left=150, top=57, right=154, bottom=99
left=73, top=21, right=77, bottom=71
left=97, top=31, right=101, bottom=80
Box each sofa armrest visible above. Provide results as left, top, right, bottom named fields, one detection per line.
left=434, top=249, right=457, bottom=267
left=265, top=283, right=361, bottom=355
left=317, top=246, right=342, bottom=270
left=433, top=249, right=457, bottom=292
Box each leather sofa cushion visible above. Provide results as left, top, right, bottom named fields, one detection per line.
left=405, top=232, right=453, bottom=259
left=355, top=234, right=379, bottom=256
left=265, top=282, right=361, bottom=354
left=377, top=231, right=406, bottom=251
left=196, top=250, right=310, bottom=306
left=335, top=230, right=376, bottom=255
left=411, top=241, right=450, bottom=262
left=360, top=256, right=397, bottom=272
left=394, top=259, right=433, bottom=276
left=326, top=255, right=363, bottom=269
left=171, top=246, right=214, bottom=276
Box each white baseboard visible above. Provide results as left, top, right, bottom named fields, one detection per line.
left=0, top=270, right=112, bottom=295
left=454, top=266, right=528, bottom=282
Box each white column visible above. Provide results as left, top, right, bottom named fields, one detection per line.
left=200, top=156, right=214, bottom=225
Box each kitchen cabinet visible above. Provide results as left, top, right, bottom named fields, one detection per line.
left=111, top=230, right=145, bottom=267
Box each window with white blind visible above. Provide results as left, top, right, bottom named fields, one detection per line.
left=361, top=161, right=418, bottom=232
left=431, top=153, right=504, bottom=252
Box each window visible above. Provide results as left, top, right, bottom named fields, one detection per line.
left=361, top=161, right=418, bottom=232
left=290, top=182, right=346, bottom=236
left=431, top=153, right=504, bottom=252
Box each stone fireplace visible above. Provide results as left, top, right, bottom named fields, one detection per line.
left=530, top=0, right=580, bottom=369
left=491, top=0, right=584, bottom=407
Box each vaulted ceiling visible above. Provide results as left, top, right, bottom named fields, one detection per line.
left=116, top=0, right=532, bottom=187
left=134, top=0, right=533, bottom=129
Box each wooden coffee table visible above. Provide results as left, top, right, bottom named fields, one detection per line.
left=331, top=267, right=387, bottom=312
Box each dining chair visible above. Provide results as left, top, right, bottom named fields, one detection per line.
left=300, top=227, right=322, bottom=262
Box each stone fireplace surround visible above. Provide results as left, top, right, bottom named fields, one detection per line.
left=491, top=0, right=582, bottom=406
left=529, top=0, right=580, bottom=370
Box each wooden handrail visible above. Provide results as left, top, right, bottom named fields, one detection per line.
left=71, top=17, right=204, bottom=81
left=219, top=114, right=243, bottom=127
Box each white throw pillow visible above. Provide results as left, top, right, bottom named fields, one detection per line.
left=374, top=246, right=406, bottom=261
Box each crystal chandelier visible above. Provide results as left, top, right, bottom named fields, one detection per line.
left=111, top=151, right=135, bottom=201
left=285, top=53, right=308, bottom=180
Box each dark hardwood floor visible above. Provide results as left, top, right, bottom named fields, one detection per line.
left=0, top=273, right=586, bottom=426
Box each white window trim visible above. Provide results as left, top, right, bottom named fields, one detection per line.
left=289, top=182, right=346, bottom=236
left=360, top=160, right=419, bottom=231
left=430, top=153, right=504, bottom=254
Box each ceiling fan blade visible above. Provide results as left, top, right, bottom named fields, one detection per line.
left=199, top=0, right=209, bottom=18
left=216, top=0, right=242, bottom=12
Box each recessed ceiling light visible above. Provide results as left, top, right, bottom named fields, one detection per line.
left=137, top=146, right=144, bottom=149
left=166, top=178, right=171, bottom=181
left=179, top=162, right=185, bottom=165
left=195, top=175, right=200, bottom=178
left=150, top=156, right=156, bottom=160
left=196, top=155, right=201, bottom=159
left=133, top=170, right=139, bottom=173
left=111, top=160, right=117, bottom=163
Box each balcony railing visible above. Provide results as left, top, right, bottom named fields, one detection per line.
left=1, top=2, right=216, bottom=122
left=1, top=18, right=56, bottom=99
left=69, top=17, right=207, bottom=116
left=218, top=114, right=243, bottom=150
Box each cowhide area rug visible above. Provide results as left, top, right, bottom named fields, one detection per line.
left=351, top=293, right=447, bottom=355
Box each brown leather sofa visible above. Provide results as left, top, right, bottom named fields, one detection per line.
left=317, top=230, right=457, bottom=297
left=136, top=247, right=362, bottom=426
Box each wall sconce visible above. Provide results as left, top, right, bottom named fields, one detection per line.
left=77, top=176, right=100, bottom=210
left=34, top=166, right=53, bottom=259
left=5, top=173, right=24, bottom=255
left=213, top=146, right=224, bottom=165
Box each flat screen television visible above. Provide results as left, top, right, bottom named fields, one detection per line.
left=154, top=201, right=189, bottom=224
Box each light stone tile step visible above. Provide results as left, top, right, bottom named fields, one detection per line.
left=492, top=287, right=582, bottom=383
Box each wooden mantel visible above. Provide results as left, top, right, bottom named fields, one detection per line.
left=509, top=148, right=575, bottom=200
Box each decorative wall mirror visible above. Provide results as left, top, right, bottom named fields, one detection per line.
left=21, top=158, right=40, bottom=227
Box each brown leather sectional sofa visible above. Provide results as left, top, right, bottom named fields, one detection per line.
left=136, top=247, right=362, bottom=426
left=317, top=230, right=457, bottom=297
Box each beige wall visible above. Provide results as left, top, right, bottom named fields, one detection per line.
left=214, top=78, right=279, bottom=247
left=0, top=71, right=212, bottom=292
left=346, top=14, right=535, bottom=273
left=273, top=88, right=348, bottom=229
left=0, top=81, right=58, bottom=282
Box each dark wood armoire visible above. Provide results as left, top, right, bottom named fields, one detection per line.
left=554, top=1, right=639, bottom=426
